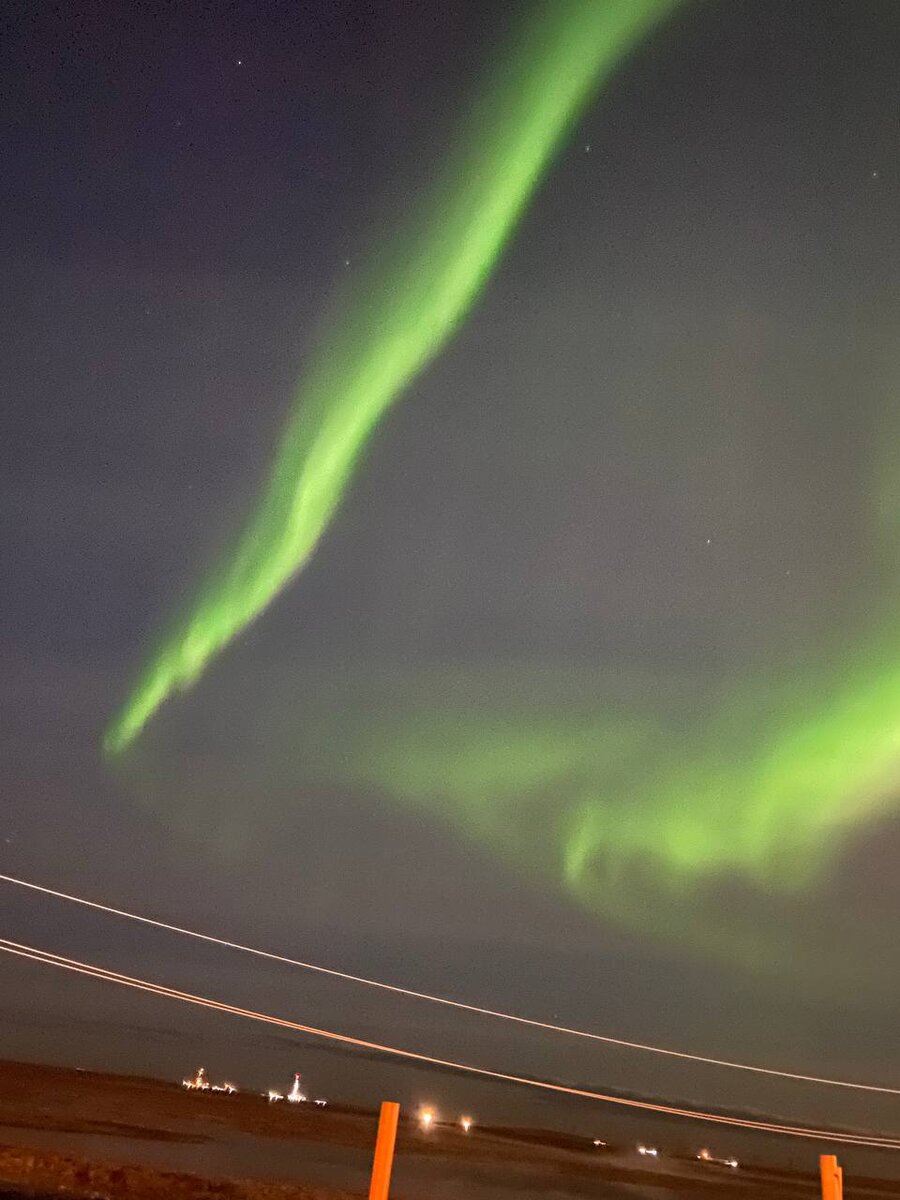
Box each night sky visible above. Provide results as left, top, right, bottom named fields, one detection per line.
left=3, top=0, right=900, bottom=1163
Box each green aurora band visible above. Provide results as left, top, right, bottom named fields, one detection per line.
left=107, top=0, right=900, bottom=971
left=105, top=0, right=682, bottom=756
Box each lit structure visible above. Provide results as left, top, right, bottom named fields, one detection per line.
left=264, top=1073, right=325, bottom=1107
left=418, top=1106, right=435, bottom=1131
left=182, top=1066, right=210, bottom=1091
left=460, top=1115, right=473, bottom=1133
left=182, top=1066, right=237, bottom=1094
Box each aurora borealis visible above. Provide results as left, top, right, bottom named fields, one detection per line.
left=96, top=0, right=900, bottom=975
left=9, top=0, right=900, bottom=1120
left=104, top=0, right=681, bottom=755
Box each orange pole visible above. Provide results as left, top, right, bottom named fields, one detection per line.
left=369, top=1100, right=400, bottom=1200
left=820, top=1154, right=843, bottom=1200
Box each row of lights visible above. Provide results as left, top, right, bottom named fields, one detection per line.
left=697, top=1148, right=739, bottom=1168
left=182, top=1067, right=326, bottom=1108
left=636, top=1143, right=738, bottom=1168
left=417, top=1113, right=738, bottom=1168
left=185, top=1074, right=736, bottom=1167
left=417, top=1107, right=474, bottom=1134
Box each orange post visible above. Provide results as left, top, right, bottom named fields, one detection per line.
left=820, top=1154, right=843, bottom=1200
left=369, top=1101, right=400, bottom=1200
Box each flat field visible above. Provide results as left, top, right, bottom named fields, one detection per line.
left=0, top=1060, right=897, bottom=1200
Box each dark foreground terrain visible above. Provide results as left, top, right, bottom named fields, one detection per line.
left=0, top=1061, right=897, bottom=1200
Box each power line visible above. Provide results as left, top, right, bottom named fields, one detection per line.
left=2, top=872, right=896, bottom=1096
left=2, top=935, right=897, bottom=1150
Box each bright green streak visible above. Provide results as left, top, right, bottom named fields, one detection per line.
left=104, top=0, right=900, bottom=981
left=105, top=0, right=681, bottom=754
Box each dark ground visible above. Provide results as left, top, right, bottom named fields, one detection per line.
left=0, top=1060, right=898, bottom=1199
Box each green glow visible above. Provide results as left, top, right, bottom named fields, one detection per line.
left=118, top=632, right=900, bottom=978
left=286, top=631, right=900, bottom=970
left=106, top=0, right=900, bottom=976
left=409, top=653, right=893, bottom=886
left=105, top=0, right=681, bottom=754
